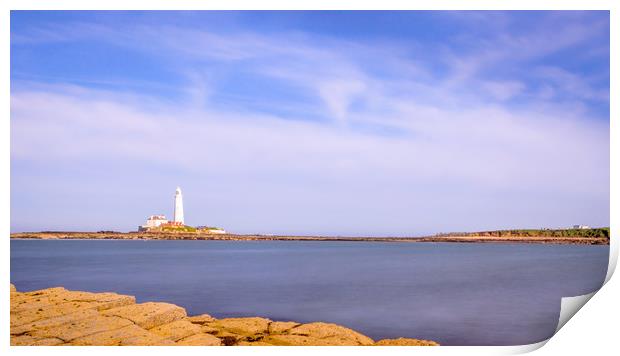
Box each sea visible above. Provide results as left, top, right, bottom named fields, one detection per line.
left=10, top=239, right=609, bottom=346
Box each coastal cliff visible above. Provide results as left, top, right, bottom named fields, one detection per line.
left=10, top=284, right=438, bottom=346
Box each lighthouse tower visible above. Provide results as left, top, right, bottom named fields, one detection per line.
left=173, top=187, right=184, bottom=224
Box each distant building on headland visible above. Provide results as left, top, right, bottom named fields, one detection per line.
left=138, top=187, right=225, bottom=233
left=572, top=225, right=591, bottom=230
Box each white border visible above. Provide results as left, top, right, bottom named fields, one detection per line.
left=3, top=1, right=617, bottom=355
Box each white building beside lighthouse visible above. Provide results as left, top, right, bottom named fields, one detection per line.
left=142, top=215, right=168, bottom=229
left=174, top=186, right=184, bottom=224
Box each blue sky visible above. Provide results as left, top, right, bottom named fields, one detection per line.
left=10, top=11, right=610, bottom=235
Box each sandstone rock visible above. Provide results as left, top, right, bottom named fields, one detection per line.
left=11, top=334, right=64, bottom=346
left=176, top=332, right=222, bottom=346
left=209, top=330, right=241, bottom=345
left=102, top=302, right=187, bottom=329
left=11, top=301, right=117, bottom=328
left=23, top=287, right=67, bottom=297
left=200, top=325, right=219, bottom=334
left=11, top=297, right=56, bottom=314
left=27, top=314, right=134, bottom=342
left=70, top=324, right=174, bottom=346
left=11, top=309, right=100, bottom=336
left=207, top=317, right=271, bottom=337
left=149, top=319, right=203, bottom=341
left=11, top=288, right=64, bottom=310
left=236, top=340, right=273, bottom=346
left=33, top=337, right=65, bottom=346
left=262, top=334, right=347, bottom=346
left=288, top=322, right=374, bottom=345
left=10, top=288, right=135, bottom=331
left=374, top=337, right=439, bottom=346
left=268, top=321, right=300, bottom=334
left=79, top=292, right=136, bottom=311
left=218, top=335, right=239, bottom=346
left=11, top=287, right=74, bottom=308
left=186, top=313, right=215, bottom=324
left=12, top=290, right=135, bottom=313
left=10, top=285, right=438, bottom=346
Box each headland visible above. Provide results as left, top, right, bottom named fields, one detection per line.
left=10, top=284, right=438, bottom=346
left=10, top=227, right=610, bottom=245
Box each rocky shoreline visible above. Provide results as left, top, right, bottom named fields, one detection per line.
left=10, top=284, right=438, bottom=346
left=10, top=231, right=609, bottom=245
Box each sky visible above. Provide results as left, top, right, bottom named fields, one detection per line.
left=10, top=11, right=610, bottom=235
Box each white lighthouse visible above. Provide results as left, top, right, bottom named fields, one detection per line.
left=174, top=187, right=184, bottom=224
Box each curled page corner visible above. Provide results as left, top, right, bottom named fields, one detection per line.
left=508, top=339, right=549, bottom=354
left=508, top=291, right=600, bottom=355
left=522, top=236, right=615, bottom=353
left=604, top=233, right=618, bottom=284
left=555, top=291, right=596, bottom=334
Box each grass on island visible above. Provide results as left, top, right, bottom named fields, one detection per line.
left=160, top=225, right=197, bottom=233
left=158, top=226, right=224, bottom=233
left=436, top=227, right=609, bottom=239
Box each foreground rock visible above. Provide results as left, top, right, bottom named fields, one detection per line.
left=10, top=284, right=438, bottom=346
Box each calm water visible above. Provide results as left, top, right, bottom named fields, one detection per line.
left=10, top=240, right=608, bottom=346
